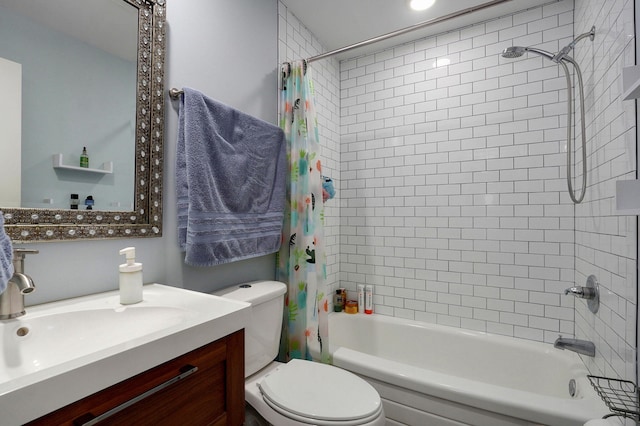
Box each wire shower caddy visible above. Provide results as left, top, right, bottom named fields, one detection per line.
left=588, top=375, right=640, bottom=423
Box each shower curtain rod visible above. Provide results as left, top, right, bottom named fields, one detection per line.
left=307, top=0, right=513, bottom=63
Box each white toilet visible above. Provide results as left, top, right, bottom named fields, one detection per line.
left=214, top=281, right=385, bottom=426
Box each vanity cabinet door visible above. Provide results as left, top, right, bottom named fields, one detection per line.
left=26, top=330, right=245, bottom=426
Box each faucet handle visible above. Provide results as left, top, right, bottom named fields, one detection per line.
left=564, top=276, right=600, bottom=314
left=565, top=286, right=597, bottom=300
left=11, top=248, right=38, bottom=274
left=564, top=286, right=584, bottom=296
left=13, top=248, right=39, bottom=258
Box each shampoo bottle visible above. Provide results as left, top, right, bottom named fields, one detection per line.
left=357, top=284, right=365, bottom=313
left=333, top=289, right=344, bottom=312
left=364, top=285, right=373, bottom=314
left=119, top=247, right=143, bottom=304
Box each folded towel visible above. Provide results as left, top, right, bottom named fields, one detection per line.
left=0, top=213, right=14, bottom=294
left=176, top=88, right=286, bottom=266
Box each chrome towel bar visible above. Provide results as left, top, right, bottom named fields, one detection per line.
left=169, top=88, right=183, bottom=99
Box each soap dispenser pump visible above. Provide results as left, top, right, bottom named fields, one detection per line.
left=119, top=247, right=143, bottom=304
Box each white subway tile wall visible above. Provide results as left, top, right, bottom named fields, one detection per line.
left=574, top=0, right=636, bottom=381
left=278, top=2, right=342, bottom=292
left=339, top=1, right=578, bottom=341
left=279, top=0, right=637, bottom=381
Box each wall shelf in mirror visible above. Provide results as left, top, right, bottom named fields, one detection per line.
left=52, top=154, right=113, bottom=174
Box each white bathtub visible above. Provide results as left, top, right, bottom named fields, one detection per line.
left=321, top=313, right=610, bottom=426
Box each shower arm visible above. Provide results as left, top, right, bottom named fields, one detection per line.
left=559, top=59, right=587, bottom=204
left=552, top=26, right=596, bottom=63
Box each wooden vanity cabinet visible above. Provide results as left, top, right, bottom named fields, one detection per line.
left=27, top=330, right=245, bottom=426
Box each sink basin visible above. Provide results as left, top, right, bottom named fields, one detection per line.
left=0, top=284, right=250, bottom=425
left=2, top=306, right=191, bottom=383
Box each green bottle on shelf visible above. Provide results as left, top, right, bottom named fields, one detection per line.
left=80, top=147, right=89, bottom=168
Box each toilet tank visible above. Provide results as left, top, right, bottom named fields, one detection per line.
left=214, top=281, right=287, bottom=377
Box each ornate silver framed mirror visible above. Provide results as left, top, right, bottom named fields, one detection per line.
left=1, top=0, right=166, bottom=242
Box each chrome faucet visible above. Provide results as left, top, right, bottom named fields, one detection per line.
left=0, top=248, right=38, bottom=320
left=564, top=286, right=597, bottom=299
left=554, top=335, right=596, bottom=357
left=563, top=275, right=600, bottom=314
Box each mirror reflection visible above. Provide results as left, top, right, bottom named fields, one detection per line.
left=0, top=0, right=138, bottom=211
left=0, top=0, right=165, bottom=242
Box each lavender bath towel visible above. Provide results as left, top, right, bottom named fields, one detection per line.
left=0, top=213, right=14, bottom=294
left=176, top=88, right=286, bottom=266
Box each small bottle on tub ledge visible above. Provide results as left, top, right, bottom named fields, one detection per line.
left=365, top=285, right=373, bottom=314
left=344, top=300, right=358, bottom=314
left=333, top=289, right=344, bottom=312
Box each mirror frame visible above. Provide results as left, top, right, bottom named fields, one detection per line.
left=2, top=0, right=166, bottom=242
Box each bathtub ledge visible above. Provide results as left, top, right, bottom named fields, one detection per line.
left=333, top=346, right=608, bottom=426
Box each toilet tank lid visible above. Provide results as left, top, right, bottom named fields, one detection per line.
left=213, top=281, right=286, bottom=305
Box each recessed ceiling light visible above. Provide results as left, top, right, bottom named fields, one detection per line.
left=409, top=0, right=436, bottom=11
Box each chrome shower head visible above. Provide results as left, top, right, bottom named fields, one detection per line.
left=501, top=46, right=556, bottom=61
left=501, top=46, right=526, bottom=58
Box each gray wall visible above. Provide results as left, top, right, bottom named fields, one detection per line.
left=24, top=0, right=279, bottom=305
left=162, top=0, right=280, bottom=294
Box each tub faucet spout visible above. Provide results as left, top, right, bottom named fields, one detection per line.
left=553, top=336, right=595, bottom=357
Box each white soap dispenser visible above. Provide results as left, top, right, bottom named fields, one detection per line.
left=119, top=247, right=143, bottom=304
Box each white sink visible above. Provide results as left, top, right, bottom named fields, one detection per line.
left=0, top=284, right=250, bottom=425
left=2, top=306, right=193, bottom=383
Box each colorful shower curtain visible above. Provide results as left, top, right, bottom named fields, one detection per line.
left=277, top=60, right=330, bottom=364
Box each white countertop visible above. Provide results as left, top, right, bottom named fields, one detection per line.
left=0, top=284, right=250, bottom=425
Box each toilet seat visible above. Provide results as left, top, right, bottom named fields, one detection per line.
left=258, top=359, right=383, bottom=425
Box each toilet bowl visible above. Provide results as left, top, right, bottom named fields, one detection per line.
left=246, top=360, right=384, bottom=426
left=214, top=281, right=385, bottom=426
